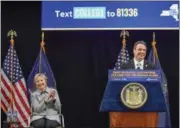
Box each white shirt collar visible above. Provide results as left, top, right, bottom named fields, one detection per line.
left=134, top=58, right=144, bottom=69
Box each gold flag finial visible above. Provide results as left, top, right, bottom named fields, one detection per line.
left=41, top=32, right=45, bottom=52
left=7, top=30, right=17, bottom=45
left=120, top=30, right=129, bottom=45
left=120, top=30, right=129, bottom=37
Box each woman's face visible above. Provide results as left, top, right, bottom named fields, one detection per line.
left=35, top=76, right=47, bottom=91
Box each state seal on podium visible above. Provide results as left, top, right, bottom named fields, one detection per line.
left=120, top=83, right=148, bottom=109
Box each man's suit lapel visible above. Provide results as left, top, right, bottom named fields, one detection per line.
left=130, top=59, right=135, bottom=69
left=143, top=60, right=149, bottom=70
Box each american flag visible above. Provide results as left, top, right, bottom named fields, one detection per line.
left=1, top=43, right=31, bottom=127
left=114, top=47, right=130, bottom=70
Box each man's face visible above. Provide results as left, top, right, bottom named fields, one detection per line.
left=133, top=43, right=147, bottom=61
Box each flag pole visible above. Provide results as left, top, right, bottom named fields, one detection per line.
left=1, top=102, right=6, bottom=112
left=120, top=30, right=129, bottom=63
left=41, top=32, right=45, bottom=53
left=152, top=32, right=160, bottom=64
left=7, top=30, right=17, bottom=128
left=152, top=32, right=156, bottom=64
left=39, top=32, right=45, bottom=73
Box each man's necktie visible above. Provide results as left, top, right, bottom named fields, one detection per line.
left=136, top=63, right=141, bottom=70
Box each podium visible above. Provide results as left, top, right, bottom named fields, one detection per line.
left=100, top=70, right=167, bottom=128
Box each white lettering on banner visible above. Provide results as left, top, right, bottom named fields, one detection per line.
left=116, top=8, right=138, bottom=17
left=55, top=10, right=73, bottom=18
left=107, top=8, right=138, bottom=18
left=55, top=8, right=138, bottom=19
left=107, top=11, right=116, bottom=17
left=73, top=7, right=106, bottom=19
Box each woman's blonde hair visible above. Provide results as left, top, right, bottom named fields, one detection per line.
left=34, top=73, right=48, bottom=85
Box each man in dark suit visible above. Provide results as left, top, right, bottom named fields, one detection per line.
left=121, top=40, right=155, bottom=70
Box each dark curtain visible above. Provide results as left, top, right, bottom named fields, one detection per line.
left=1, top=1, right=179, bottom=128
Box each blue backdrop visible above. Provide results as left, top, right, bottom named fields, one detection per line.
left=42, top=1, right=179, bottom=30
